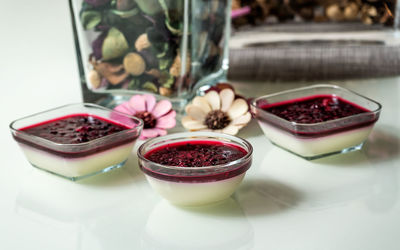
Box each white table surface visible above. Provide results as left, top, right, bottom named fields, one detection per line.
left=1, top=1, right=400, bottom=250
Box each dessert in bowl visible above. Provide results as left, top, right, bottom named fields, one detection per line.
left=137, top=132, right=253, bottom=206
left=10, top=103, right=143, bottom=180
left=251, top=84, right=381, bottom=160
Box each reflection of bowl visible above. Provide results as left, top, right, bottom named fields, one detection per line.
left=137, top=132, right=253, bottom=206
left=9, top=103, right=143, bottom=180
left=142, top=199, right=254, bottom=250
left=251, top=84, right=381, bottom=159
left=15, top=167, right=148, bottom=224
left=15, top=169, right=155, bottom=249
left=256, top=146, right=381, bottom=210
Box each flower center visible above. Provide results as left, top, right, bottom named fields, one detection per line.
left=204, top=110, right=231, bottom=130
left=136, top=111, right=156, bottom=129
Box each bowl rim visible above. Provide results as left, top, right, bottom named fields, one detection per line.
left=137, top=131, right=253, bottom=172
left=9, top=103, right=143, bottom=148
left=250, top=84, right=382, bottom=128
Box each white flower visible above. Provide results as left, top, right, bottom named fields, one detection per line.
left=181, top=88, right=251, bottom=135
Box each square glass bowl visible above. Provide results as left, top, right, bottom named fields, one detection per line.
left=250, top=84, right=382, bottom=160
left=137, top=132, right=253, bottom=206
left=10, top=103, right=143, bottom=180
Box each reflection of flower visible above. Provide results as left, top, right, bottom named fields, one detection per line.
left=113, top=94, right=176, bottom=139
left=182, top=88, right=251, bottom=135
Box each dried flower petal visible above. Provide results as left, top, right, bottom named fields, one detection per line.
left=156, top=110, right=176, bottom=129
left=181, top=116, right=207, bottom=130
left=227, top=99, right=248, bottom=119
left=102, top=27, right=129, bottom=61
left=185, top=104, right=207, bottom=121
left=220, top=88, right=235, bottom=112
left=81, top=10, right=102, bottom=30
left=143, top=94, right=156, bottom=112
left=192, top=96, right=212, bottom=114
left=232, top=112, right=251, bottom=126
left=204, top=91, right=220, bottom=110
left=222, top=125, right=239, bottom=135
left=152, top=100, right=172, bottom=118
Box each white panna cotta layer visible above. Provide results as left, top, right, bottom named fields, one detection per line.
left=258, top=121, right=374, bottom=158
left=145, top=173, right=245, bottom=206
left=19, top=142, right=135, bottom=178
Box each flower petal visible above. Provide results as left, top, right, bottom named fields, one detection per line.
left=111, top=103, right=136, bottom=127
left=227, top=99, right=248, bottom=119
left=222, top=124, right=239, bottom=135
left=111, top=115, right=136, bottom=128
left=129, top=95, right=146, bottom=112
left=232, top=112, right=251, bottom=126
left=140, top=128, right=159, bottom=139
left=115, top=102, right=136, bottom=114
left=181, top=116, right=207, bottom=130
left=143, top=94, right=156, bottom=112
left=156, top=110, right=176, bottom=129
left=205, top=91, right=220, bottom=110
left=192, top=96, right=211, bottom=114
left=220, top=88, right=234, bottom=112
left=185, top=104, right=207, bottom=121
left=154, top=128, right=167, bottom=136
left=152, top=100, right=172, bottom=118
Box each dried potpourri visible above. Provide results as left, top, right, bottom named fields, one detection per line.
left=79, top=0, right=227, bottom=97
left=231, top=0, right=396, bottom=27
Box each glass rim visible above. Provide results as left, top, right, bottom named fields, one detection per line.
left=9, top=102, right=143, bottom=148
left=137, top=131, right=253, bottom=172
left=250, top=84, right=382, bottom=128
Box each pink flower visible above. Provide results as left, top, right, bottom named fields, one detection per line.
left=112, top=94, right=176, bottom=140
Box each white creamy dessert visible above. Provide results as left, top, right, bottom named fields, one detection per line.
left=144, top=173, right=245, bottom=206
left=257, top=121, right=374, bottom=158
left=18, top=142, right=135, bottom=179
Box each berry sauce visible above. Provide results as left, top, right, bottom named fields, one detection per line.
left=15, top=114, right=137, bottom=158
left=141, top=140, right=251, bottom=183
left=262, top=95, right=369, bottom=123
left=144, top=141, right=247, bottom=167
left=20, top=114, right=129, bottom=144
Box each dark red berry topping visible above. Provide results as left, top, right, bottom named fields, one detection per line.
left=20, top=114, right=129, bottom=144
left=262, top=95, right=369, bottom=123
left=144, top=141, right=247, bottom=167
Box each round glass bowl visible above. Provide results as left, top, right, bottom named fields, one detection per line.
left=137, top=132, right=253, bottom=206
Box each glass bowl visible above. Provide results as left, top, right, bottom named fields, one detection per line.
left=10, top=103, right=143, bottom=181
left=250, top=84, right=382, bottom=160
left=137, top=132, right=253, bottom=206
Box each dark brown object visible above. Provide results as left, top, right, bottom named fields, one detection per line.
left=204, top=110, right=231, bottom=130
left=232, top=0, right=396, bottom=26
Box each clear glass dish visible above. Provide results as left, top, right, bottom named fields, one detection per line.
left=137, top=131, right=253, bottom=206
left=250, top=84, right=382, bottom=160
left=10, top=103, right=143, bottom=181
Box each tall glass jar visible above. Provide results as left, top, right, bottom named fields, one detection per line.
left=69, top=0, right=232, bottom=110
